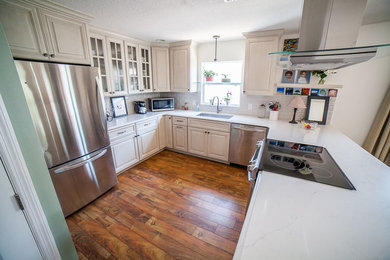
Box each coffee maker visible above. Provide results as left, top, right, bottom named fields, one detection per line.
left=134, top=101, right=147, bottom=114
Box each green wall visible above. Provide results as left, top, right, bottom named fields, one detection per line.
left=0, top=24, right=78, bottom=260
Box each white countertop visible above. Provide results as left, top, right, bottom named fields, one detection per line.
left=108, top=110, right=390, bottom=259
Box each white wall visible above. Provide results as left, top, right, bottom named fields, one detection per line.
left=330, top=21, right=390, bottom=145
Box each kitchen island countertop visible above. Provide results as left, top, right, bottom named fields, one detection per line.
left=108, top=110, right=390, bottom=259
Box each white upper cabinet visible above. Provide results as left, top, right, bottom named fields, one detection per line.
left=107, top=37, right=127, bottom=95
left=125, top=42, right=141, bottom=93
left=89, top=33, right=110, bottom=94
left=170, top=41, right=197, bottom=92
left=139, top=45, right=152, bottom=92
left=39, top=10, right=90, bottom=64
left=0, top=0, right=92, bottom=64
left=243, top=29, right=284, bottom=96
left=0, top=0, right=47, bottom=60
left=151, top=46, right=170, bottom=92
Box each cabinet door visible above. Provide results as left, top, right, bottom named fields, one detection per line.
left=0, top=0, right=48, bottom=60
left=243, top=36, right=278, bottom=95
left=111, top=136, right=139, bottom=173
left=207, top=130, right=230, bottom=161
left=188, top=127, right=208, bottom=156
left=165, top=116, right=173, bottom=148
left=139, top=45, right=152, bottom=92
left=158, top=115, right=166, bottom=149
left=90, top=33, right=111, bottom=95
left=40, top=10, right=90, bottom=64
left=170, top=46, right=189, bottom=92
left=137, top=129, right=159, bottom=160
left=107, top=38, right=127, bottom=95
left=173, top=125, right=187, bottom=152
left=125, top=42, right=141, bottom=93
left=152, top=46, right=170, bottom=92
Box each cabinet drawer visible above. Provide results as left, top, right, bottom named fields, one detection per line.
left=188, top=118, right=230, bottom=132
left=136, top=118, right=158, bottom=134
left=108, top=124, right=136, bottom=141
left=173, top=116, right=188, bottom=126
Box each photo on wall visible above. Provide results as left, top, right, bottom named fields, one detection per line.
left=296, top=70, right=311, bottom=84
left=328, top=89, right=338, bottom=97
left=283, top=38, right=299, bottom=52
left=302, top=88, right=310, bottom=96
left=277, top=87, right=285, bottom=95
left=282, top=70, right=296, bottom=83
left=293, top=88, right=302, bottom=95
left=286, top=88, right=294, bottom=95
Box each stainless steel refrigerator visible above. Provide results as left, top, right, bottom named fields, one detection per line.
left=15, top=60, right=117, bottom=217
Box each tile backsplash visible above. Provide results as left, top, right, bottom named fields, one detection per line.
left=105, top=92, right=161, bottom=115
left=161, top=91, right=336, bottom=123
left=105, top=91, right=335, bottom=123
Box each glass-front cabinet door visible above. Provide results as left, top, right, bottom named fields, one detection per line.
left=139, top=45, right=152, bottom=92
left=107, top=37, right=127, bottom=95
left=89, top=33, right=111, bottom=95
left=125, top=42, right=140, bottom=93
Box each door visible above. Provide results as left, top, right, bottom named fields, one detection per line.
left=125, top=42, right=141, bottom=93
left=40, top=10, right=90, bottom=64
left=49, top=147, right=117, bottom=217
left=0, top=0, right=48, bottom=60
left=137, top=129, right=159, bottom=160
left=170, top=46, right=189, bottom=92
left=207, top=130, right=230, bottom=161
left=90, top=33, right=111, bottom=95
left=16, top=61, right=109, bottom=168
left=139, top=45, right=152, bottom=92
left=152, top=46, right=170, bottom=92
left=107, top=37, right=127, bottom=95
left=111, top=135, right=139, bottom=173
left=165, top=116, right=173, bottom=148
left=0, top=158, right=42, bottom=260
left=188, top=127, right=208, bottom=156
left=173, top=125, right=187, bottom=152
left=243, top=36, right=278, bottom=95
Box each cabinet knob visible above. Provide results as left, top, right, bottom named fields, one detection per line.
left=243, top=90, right=246, bottom=93
left=43, top=53, right=49, bottom=57
left=50, top=54, right=55, bottom=58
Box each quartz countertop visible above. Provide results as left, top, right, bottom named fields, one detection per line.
left=107, top=110, right=390, bottom=259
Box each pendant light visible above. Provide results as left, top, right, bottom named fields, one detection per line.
left=213, top=35, right=220, bottom=62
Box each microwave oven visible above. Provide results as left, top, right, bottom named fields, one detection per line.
left=149, top=98, right=175, bottom=112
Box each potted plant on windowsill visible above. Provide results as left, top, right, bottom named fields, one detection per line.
left=221, top=74, right=231, bottom=82
left=223, top=91, right=232, bottom=106
left=203, top=70, right=216, bottom=82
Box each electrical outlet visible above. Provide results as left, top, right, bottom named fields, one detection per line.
left=248, top=104, right=253, bottom=110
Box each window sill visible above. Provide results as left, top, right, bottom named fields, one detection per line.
left=200, top=103, right=240, bottom=108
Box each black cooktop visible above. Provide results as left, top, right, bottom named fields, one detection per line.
left=261, top=139, right=355, bottom=190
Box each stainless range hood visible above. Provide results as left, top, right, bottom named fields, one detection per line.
left=270, top=0, right=389, bottom=70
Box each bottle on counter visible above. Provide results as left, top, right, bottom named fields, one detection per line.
left=257, top=104, right=266, bottom=118
left=196, top=104, right=200, bottom=111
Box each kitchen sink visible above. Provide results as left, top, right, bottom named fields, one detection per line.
left=196, top=113, right=233, bottom=119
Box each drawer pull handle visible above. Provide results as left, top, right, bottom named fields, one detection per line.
left=177, top=126, right=183, bottom=129
left=144, top=123, right=150, bottom=127
left=117, top=131, right=126, bottom=135
left=176, top=120, right=183, bottom=122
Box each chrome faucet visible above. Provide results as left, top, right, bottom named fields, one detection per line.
left=212, top=96, right=222, bottom=114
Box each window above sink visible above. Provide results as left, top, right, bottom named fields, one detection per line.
left=201, top=61, right=242, bottom=107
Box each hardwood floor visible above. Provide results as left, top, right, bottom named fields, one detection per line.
left=66, top=150, right=249, bottom=260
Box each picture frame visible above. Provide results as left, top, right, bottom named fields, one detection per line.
left=305, top=96, right=330, bottom=125
left=282, top=70, right=296, bottom=83
left=111, top=96, right=128, bottom=118
left=295, top=70, right=311, bottom=84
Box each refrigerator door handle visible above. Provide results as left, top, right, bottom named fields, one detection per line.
left=54, top=149, right=107, bottom=174
left=95, top=76, right=107, bottom=134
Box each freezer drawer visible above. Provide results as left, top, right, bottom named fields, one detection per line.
left=49, top=147, right=117, bottom=217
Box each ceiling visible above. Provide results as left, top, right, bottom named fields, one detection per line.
left=53, top=0, right=390, bottom=43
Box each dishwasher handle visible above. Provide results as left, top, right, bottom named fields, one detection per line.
left=232, top=125, right=266, bottom=133
left=247, top=140, right=264, bottom=181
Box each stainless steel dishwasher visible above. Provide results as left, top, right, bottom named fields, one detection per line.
left=229, top=124, right=268, bottom=166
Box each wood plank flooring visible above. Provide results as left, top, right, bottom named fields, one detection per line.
left=66, top=150, right=249, bottom=260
